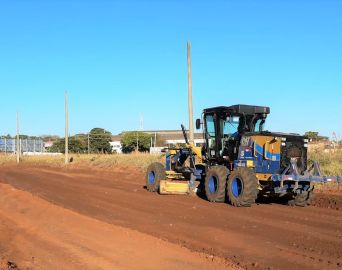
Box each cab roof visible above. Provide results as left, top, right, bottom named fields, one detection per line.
left=203, top=104, right=270, bottom=115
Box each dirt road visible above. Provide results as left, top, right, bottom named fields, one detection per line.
left=0, top=165, right=341, bottom=270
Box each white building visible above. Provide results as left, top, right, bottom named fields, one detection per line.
left=112, top=130, right=204, bottom=154
left=110, top=141, right=122, bottom=154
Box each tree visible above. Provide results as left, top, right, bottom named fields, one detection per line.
left=48, top=128, right=112, bottom=154
left=41, top=135, right=60, bottom=142
left=89, top=128, right=112, bottom=154
left=49, top=139, right=64, bottom=153
left=121, top=131, right=152, bottom=153
left=19, top=135, right=41, bottom=140
left=305, top=131, right=319, bottom=141
left=49, top=137, right=86, bottom=153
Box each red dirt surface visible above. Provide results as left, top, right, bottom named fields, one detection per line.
left=0, top=164, right=341, bottom=270
left=0, top=183, right=233, bottom=270
left=311, top=193, right=342, bottom=211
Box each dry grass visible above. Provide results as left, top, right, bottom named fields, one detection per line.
left=308, top=149, right=342, bottom=177
left=308, top=149, right=342, bottom=193
left=0, top=153, right=164, bottom=171
left=0, top=150, right=340, bottom=195
left=0, top=149, right=340, bottom=177
left=73, top=153, right=164, bottom=170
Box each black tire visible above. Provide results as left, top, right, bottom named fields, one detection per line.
left=227, top=167, right=258, bottom=207
left=204, top=165, right=229, bottom=202
left=146, top=162, right=165, bottom=192
left=288, top=190, right=315, bottom=207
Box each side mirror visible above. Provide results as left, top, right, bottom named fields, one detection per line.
left=196, top=119, right=201, bottom=130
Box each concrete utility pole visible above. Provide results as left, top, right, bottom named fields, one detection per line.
left=65, top=91, right=69, bottom=164
left=187, top=41, right=194, bottom=144
left=88, top=133, right=90, bottom=155
left=16, top=112, right=20, bottom=164
left=154, top=132, right=157, bottom=147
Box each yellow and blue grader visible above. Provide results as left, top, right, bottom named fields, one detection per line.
left=146, top=104, right=340, bottom=207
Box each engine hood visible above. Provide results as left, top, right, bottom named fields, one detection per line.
left=245, top=131, right=308, bottom=140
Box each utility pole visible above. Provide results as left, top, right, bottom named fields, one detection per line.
left=187, top=41, right=194, bottom=144
left=65, top=91, right=69, bottom=164
left=154, top=132, right=157, bottom=147
left=16, top=112, right=20, bottom=164
left=87, top=133, right=90, bottom=155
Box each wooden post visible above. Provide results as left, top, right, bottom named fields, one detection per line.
left=16, top=112, right=20, bottom=164
left=65, top=91, right=69, bottom=164
left=187, top=41, right=194, bottom=144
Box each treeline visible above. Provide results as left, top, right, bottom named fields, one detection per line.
left=49, top=128, right=113, bottom=154
left=48, top=130, right=166, bottom=154
left=0, top=134, right=44, bottom=140
left=304, top=131, right=329, bottom=141
left=2, top=129, right=168, bottom=154
left=120, top=131, right=166, bottom=153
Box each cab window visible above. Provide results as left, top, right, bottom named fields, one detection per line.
left=223, top=116, right=240, bottom=137
left=205, top=115, right=216, bottom=154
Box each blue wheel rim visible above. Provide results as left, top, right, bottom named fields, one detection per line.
left=148, top=171, right=155, bottom=185
left=232, top=177, right=243, bottom=197
left=208, top=176, right=218, bottom=193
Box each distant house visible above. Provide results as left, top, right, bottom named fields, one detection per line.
left=44, top=141, right=54, bottom=149
left=110, top=135, right=122, bottom=153
left=142, top=130, right=204, bottom=147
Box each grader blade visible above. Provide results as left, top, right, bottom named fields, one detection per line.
left=159, top=180, right=190, bottom=195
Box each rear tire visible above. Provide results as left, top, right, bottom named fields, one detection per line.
left=227, top=167, right=258, bottom=207
left=146, top=162, right=165, bottom=192
left=204, top=165, right=229, bottom=202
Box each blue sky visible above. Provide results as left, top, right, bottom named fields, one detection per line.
left=0, top=0, right=341, bottom=138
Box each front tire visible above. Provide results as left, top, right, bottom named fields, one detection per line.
left=204, top=165, right=229, bottom=202
left=227, top=167, right=258, bottom=207
left=146, top=162, right=165, bottom=192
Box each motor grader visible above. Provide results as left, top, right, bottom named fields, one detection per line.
left=146, top=104, right=340, bottom=207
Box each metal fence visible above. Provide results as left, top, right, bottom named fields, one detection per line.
left=0, top=138, right=44, bottom=153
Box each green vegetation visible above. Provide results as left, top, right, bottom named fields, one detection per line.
left=89, top=128, right=112, bottom=153
left=49, top=128, right=112, bottom=154
left=0, top=134, right=43, bottom=140
left=49, top=137, right=85, bottom=153
left=121, top=131, right=152, bottom=153
left=304, top=131, right=329, bottom=141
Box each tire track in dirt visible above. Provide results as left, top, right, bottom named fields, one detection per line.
left=0, top=165, right=341, bottom=270
left=0, top=182, right=237, bottom=270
